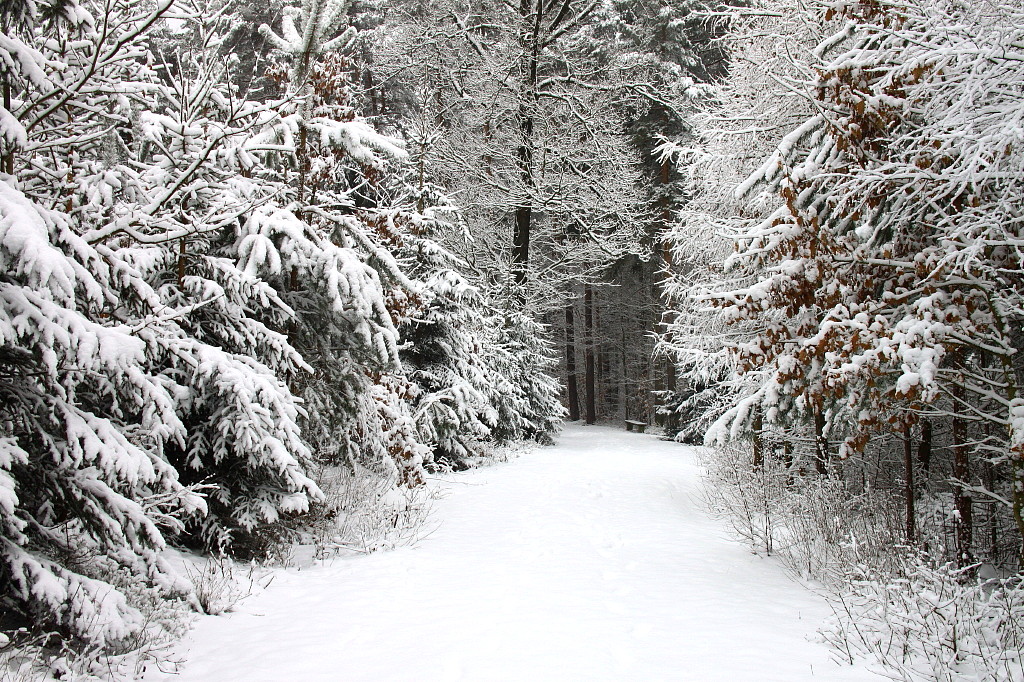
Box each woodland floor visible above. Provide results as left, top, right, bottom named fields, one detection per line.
left=143, top=425, right=881, bottom=681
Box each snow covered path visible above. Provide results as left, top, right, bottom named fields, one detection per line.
left=147, top=426, right=879, bottom=681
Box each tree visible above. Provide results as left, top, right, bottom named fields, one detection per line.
left=0, top=0, right=210, bottom=645
left=671, top=0, right=1024, bottom=565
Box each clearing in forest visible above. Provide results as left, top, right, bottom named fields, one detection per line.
left=144, top=425, right=880, bottom=681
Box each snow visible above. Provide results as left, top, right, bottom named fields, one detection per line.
left=145, top=426, right=880, bottom=681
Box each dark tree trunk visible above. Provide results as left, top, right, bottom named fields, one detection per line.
left=512, top=203, right=532, bottom=290
left=752, top=407, right=764, bottom=469
left=600, top=347, right=611, bottom=417
left=952, top=413, right=974, bottom=567
left=620, top=326, right=628, bottom=421
left=364, top=69, right=378, bottom=117
left=584, top=284, right=596, bottom=425
left=511, top=0, right=538, bottom=292
left=904, top=424, right=916, bottom=543
left=2, top=81, right=12, bottom=175
left=177, top=237, right=187, bottom=287
left=813, top=409, right=828, bottom=475
left=782, top=439, right=795, bottom=485
left=296, top=121, right=309, bottom=204
left=565, top=303, right=580, bottom=421
left=917, top=418, right=932, bottom=476
left=985, top=450, right=999, bottom=564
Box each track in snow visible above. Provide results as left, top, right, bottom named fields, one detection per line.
left=145, top=425, right=879, bottom=681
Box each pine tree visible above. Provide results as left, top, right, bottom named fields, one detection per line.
left=1, top=0, right=205, bottom=645
left=254, top=0, right=435, bottom=487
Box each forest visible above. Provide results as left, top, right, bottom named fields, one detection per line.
left=2, top=0, right=1024, bottom=679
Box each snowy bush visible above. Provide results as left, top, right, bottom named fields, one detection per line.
left=701, top=441, right=904, bottom=585
left=703, top=437, right=1024, bottom=681
left=823, top=559, right=1024, bottom=682
left=776, top=478, right=904, bottom=586
left=305, top=464, right=436, bottom=558
left=0, top=559, right=193, bottom=680
left=182, top=556, right=265, bottom=617
left=700, top=443, right=784, bottom=555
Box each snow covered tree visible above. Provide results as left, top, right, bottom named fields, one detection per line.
left=385, top=0, right=650, bottom=306
left=0, top=0, right=353, bottom=641
left=656, top=0, right=824, bottom=444
left=50, top=1, right=329, bottom=556
left=369, top=0, right=664, bottom=436
left=0, top=0, right=210, bottom=645
left=253, top=0, right=436, bottom=487
left=673, top=0, right=1024, bottom=565
left=482, top=311, right=565, bottom=443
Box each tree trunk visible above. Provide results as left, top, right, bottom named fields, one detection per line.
left=584, top=283, right=596, bottom=425
left=565, top=303, right=580, bottom=421
left=296, top=122, right=310, bottom=204
left=177, top=237, right=187, bottom=287
left=917, top=418, right=932, bottom=476
left=952, top=413, right=974, bottom=568
left=985, top=450, right=999, bottom=564
left=904, top=423, right=916, bottom=544
left=2, top=80, right=12, bottom=175
left=511, top=0, right=539, bottom=292
left=1014, top=459, right=1024, bottom=569
left=752, top=407, right=764, bottom=469
left=813, top=409, right=828, bottom=474
left=620, top=325, right=628, bottom=421
left=782, top=439, right=795, bottom=485
left=512, top=205, right=532, bottom=289
left=599, top=325, right=610, bottom=418
left=598, top=346, right=606, bottom=413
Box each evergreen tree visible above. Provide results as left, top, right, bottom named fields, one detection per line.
left=1, top=0, right=206, bottom=645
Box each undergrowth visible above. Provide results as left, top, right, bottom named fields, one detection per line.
left=701, top=442, right=1024, bottom=681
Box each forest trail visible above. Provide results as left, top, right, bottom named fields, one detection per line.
left=145, top=425, right=879, bottom=682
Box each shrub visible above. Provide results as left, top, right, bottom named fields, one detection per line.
left=823, top=559, right=1024, bottom=682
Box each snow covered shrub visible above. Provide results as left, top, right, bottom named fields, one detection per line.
left=182, top=556, right=263, bottom=616
left=701, top=437, right=905, bottom=585
left=1, top=630, right=81, bottom=682
left=703, top=439, right=1024, bottom=680
left=823, top=558, right=1024, bottom=682
left=253, top=3, right=438, bottom=487
left=776, top=477, right=904, bottom=586
left=305, top=464, right=435, bottom=558
left=258, top=17, right=564, bottom=471
left=701, top=442, right=786, bottom=555
left=0, top=560, right=193, bottom=680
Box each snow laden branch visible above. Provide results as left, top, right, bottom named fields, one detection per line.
left=665, top=0, right=1024, bottom=566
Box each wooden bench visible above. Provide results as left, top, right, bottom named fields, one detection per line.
left=624, top=419, right=648, bottom=433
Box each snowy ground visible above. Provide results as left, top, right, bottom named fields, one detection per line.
left=144, top=425, right=880, bottom=681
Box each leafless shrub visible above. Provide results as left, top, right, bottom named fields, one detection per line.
left=306, top=464, right=437, bottom=561
left=702, top=442, right=1024, bottom=681
left=181, top=556, right=267, bottom=616
left=822, top=559, right=1024, bottom=682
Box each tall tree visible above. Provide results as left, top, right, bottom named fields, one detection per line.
left=669, top=0, right=1024, bottom=562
